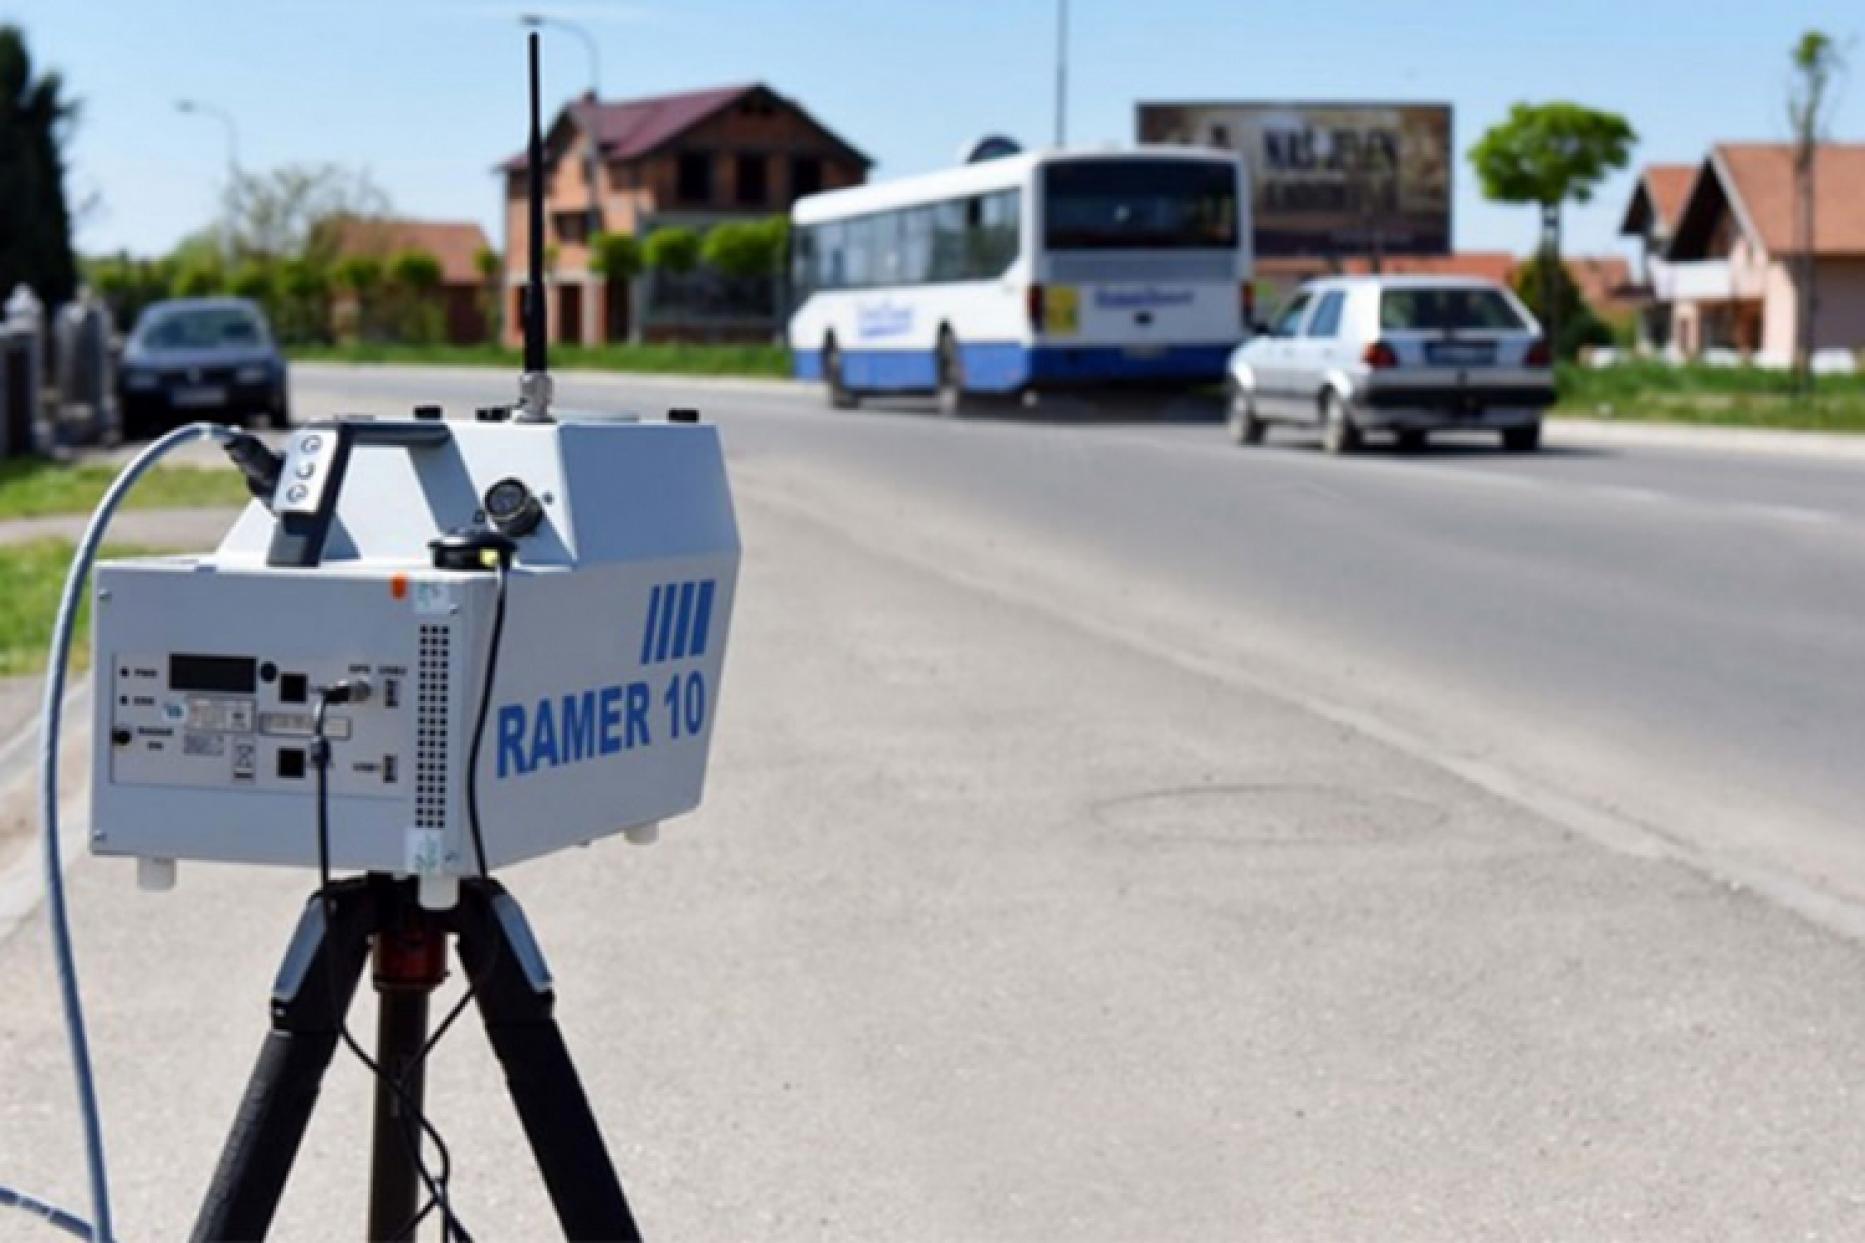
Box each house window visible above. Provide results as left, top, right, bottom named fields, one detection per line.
left=552, top=211, right=590, bottom=245
left=735, top=153, right=768, bottom=207
left=790, top=156, right=823, bottom=203
left=677, top=151, right=713, bottom=205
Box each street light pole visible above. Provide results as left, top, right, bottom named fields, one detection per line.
left=1054, top=0, right=1069, bottom=148
left=175, top=98, right=241, bottom=263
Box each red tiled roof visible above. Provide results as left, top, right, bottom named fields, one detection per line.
left=1713, top=142, right=1865, bottom=256
left=1565, top=254, right=1636, bottom=311
left=497, top=82, right=870, bottom=173
left=1641, top=165, right=1695, bottom=232
left=578, top=84, right=754, bottom=161
left=325, top=217, right=491, bottom=286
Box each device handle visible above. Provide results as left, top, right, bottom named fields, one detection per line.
left=267, top=419, right=455, bottom=568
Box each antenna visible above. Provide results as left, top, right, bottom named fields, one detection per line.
left=516, top=30, right=554, bottom=423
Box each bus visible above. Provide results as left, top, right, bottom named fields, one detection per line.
left=787, top=147, right=1251, bottom=412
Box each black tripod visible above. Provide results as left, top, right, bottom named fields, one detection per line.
left=191, top=874, right=641, bottom=1242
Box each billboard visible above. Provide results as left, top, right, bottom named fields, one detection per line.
left=1136, top=102, right=1453, bottom=258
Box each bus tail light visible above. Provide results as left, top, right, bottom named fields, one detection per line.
left=1026, top=283, right=1045, bottom=332
left=1363, top=340, right=1399, bottom=370
left=1524, top=337, right=1552, bottom=368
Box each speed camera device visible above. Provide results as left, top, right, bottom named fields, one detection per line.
left=90, top=413, right=738, bottom=901
left=87, top=101, right=737, bottom=911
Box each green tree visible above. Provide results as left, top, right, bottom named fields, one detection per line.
left=271, top=255, right=332, bottom=344
left=700, top=216, right=788, bottom=278
left=1469, top=103, right=1636, bottom=358
left=643, top=226, right=700, bottom=274
left=1787, top=31, right=1845, bottom=393
left=473, top=245, right=502, bottom=343
left=1511, top=254, right=1612, bottom=360
left=334, top=254, right=383, bottom=341
left=0, top=25, right=79, bottom=306
left=227, top=164, right=390, bottom=263
left=83, top=251, right=173, bottom=331
left=229, top=258, right=274, bottom=302
left=384, top=249, right=442, bottom=344
left=590, top=232, right=641, bottom=281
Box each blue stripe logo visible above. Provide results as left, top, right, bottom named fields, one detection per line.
left=639, top=579, right=716, bottom=665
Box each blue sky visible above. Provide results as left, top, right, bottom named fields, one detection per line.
left=7, top=0, right=1862, bottom=261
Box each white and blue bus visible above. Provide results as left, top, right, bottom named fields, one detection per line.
left=787, top=147, right=1251, bottom=410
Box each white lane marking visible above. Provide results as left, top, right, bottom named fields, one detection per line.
left=1583, top=484, right=1670, bottom=506
left=1731, top=502, right=1841, bottom=527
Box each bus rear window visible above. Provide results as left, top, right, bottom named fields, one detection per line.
left=1043, top=160, right=1237, bottom=251
left=1379, top=287, right=1527, bottom=332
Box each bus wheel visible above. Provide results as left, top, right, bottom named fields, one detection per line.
left=936, top=331, right=968, bottom=418
left=825, top=340, right=858, bottom=410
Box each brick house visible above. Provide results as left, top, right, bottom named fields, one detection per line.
left=324, top=216, right=493, bottom=345
left=497, top=83, right=869, bottom=345
left=1622, top=145, right=1865, bottom=361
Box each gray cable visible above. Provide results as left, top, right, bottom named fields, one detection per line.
left=22, top=421, right=235, bottom=1243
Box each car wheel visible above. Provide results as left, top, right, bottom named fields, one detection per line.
left=935, top=330, right=967, bottom=418
left=1394, top=429, right=1427, bottom=453
left=1227, top=381, right=1265, bottom=446
left=824, top=340, right=858, bottom=410
left=1502, top=422, right=1542, bottom=452
left=1320, top=391, right=1360, bottom=455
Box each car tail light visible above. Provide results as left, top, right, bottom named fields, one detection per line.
left=1240, top=281, right=1255, bottom=328
left=1363, top=340, right=1399, bottom=369
left=1524, top=337, right=1552, bottom=368
left=1026, top=283, right=1045, bottom=332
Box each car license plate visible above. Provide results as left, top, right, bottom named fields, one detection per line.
left=172, top=385, right=227, bottom=408
left=1427, top=341, right=1495, bottom=367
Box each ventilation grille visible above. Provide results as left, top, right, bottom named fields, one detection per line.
left=416, top=624, right=451, bottom=829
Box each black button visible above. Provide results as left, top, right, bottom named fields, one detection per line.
left=280, top=672, right=308, bottom=704
left=667, top=407, right=699, bottom=424
left=276, top=748, right=306, bottom=779
left=414, top=404, right=443, bottom=421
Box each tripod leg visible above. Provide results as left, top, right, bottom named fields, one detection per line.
left=191, top=880, right=376, bottom=1243
left=455, top=881, right=642, bottom=1242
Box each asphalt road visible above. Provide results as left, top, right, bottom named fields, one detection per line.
left=4, top=364, right=1865, bottom=1240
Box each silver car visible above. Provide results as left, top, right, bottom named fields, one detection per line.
left=1225, top=275, right=1555, bottom=453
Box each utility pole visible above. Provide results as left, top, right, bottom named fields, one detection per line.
left=1786, top=31, right=1842, bottom=396
left=175, top=98, right=240, bottom=263
left=1054, top=0, right=1069, bottom=148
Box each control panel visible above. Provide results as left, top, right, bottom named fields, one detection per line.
left=108, top=650, right=417, bottom=800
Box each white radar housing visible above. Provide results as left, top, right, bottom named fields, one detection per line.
left=89, top=413, right=739, bottom=886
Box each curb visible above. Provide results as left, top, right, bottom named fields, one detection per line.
left=1548, top=416, right=1865, bottom=461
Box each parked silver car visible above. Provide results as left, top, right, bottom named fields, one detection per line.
left=1226, top=276, right=1555, bottom=453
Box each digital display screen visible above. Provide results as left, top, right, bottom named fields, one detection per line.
left=169, top=653, right=257, bottom=695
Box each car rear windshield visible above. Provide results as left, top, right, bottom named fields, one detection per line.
left=140, top=307, right=268, bottom=351
left=1042, top=159, right=1238, bottom=251
left=1378, top=287, right=1526, bottom=332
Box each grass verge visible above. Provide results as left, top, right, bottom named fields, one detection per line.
left=1556, top=362, right=1865, bottom=433
left=0, top=540, right=165, bottom=676
left=0, top=459, right=251, bottom=520
left=290, top=340, right=792, bottom=378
